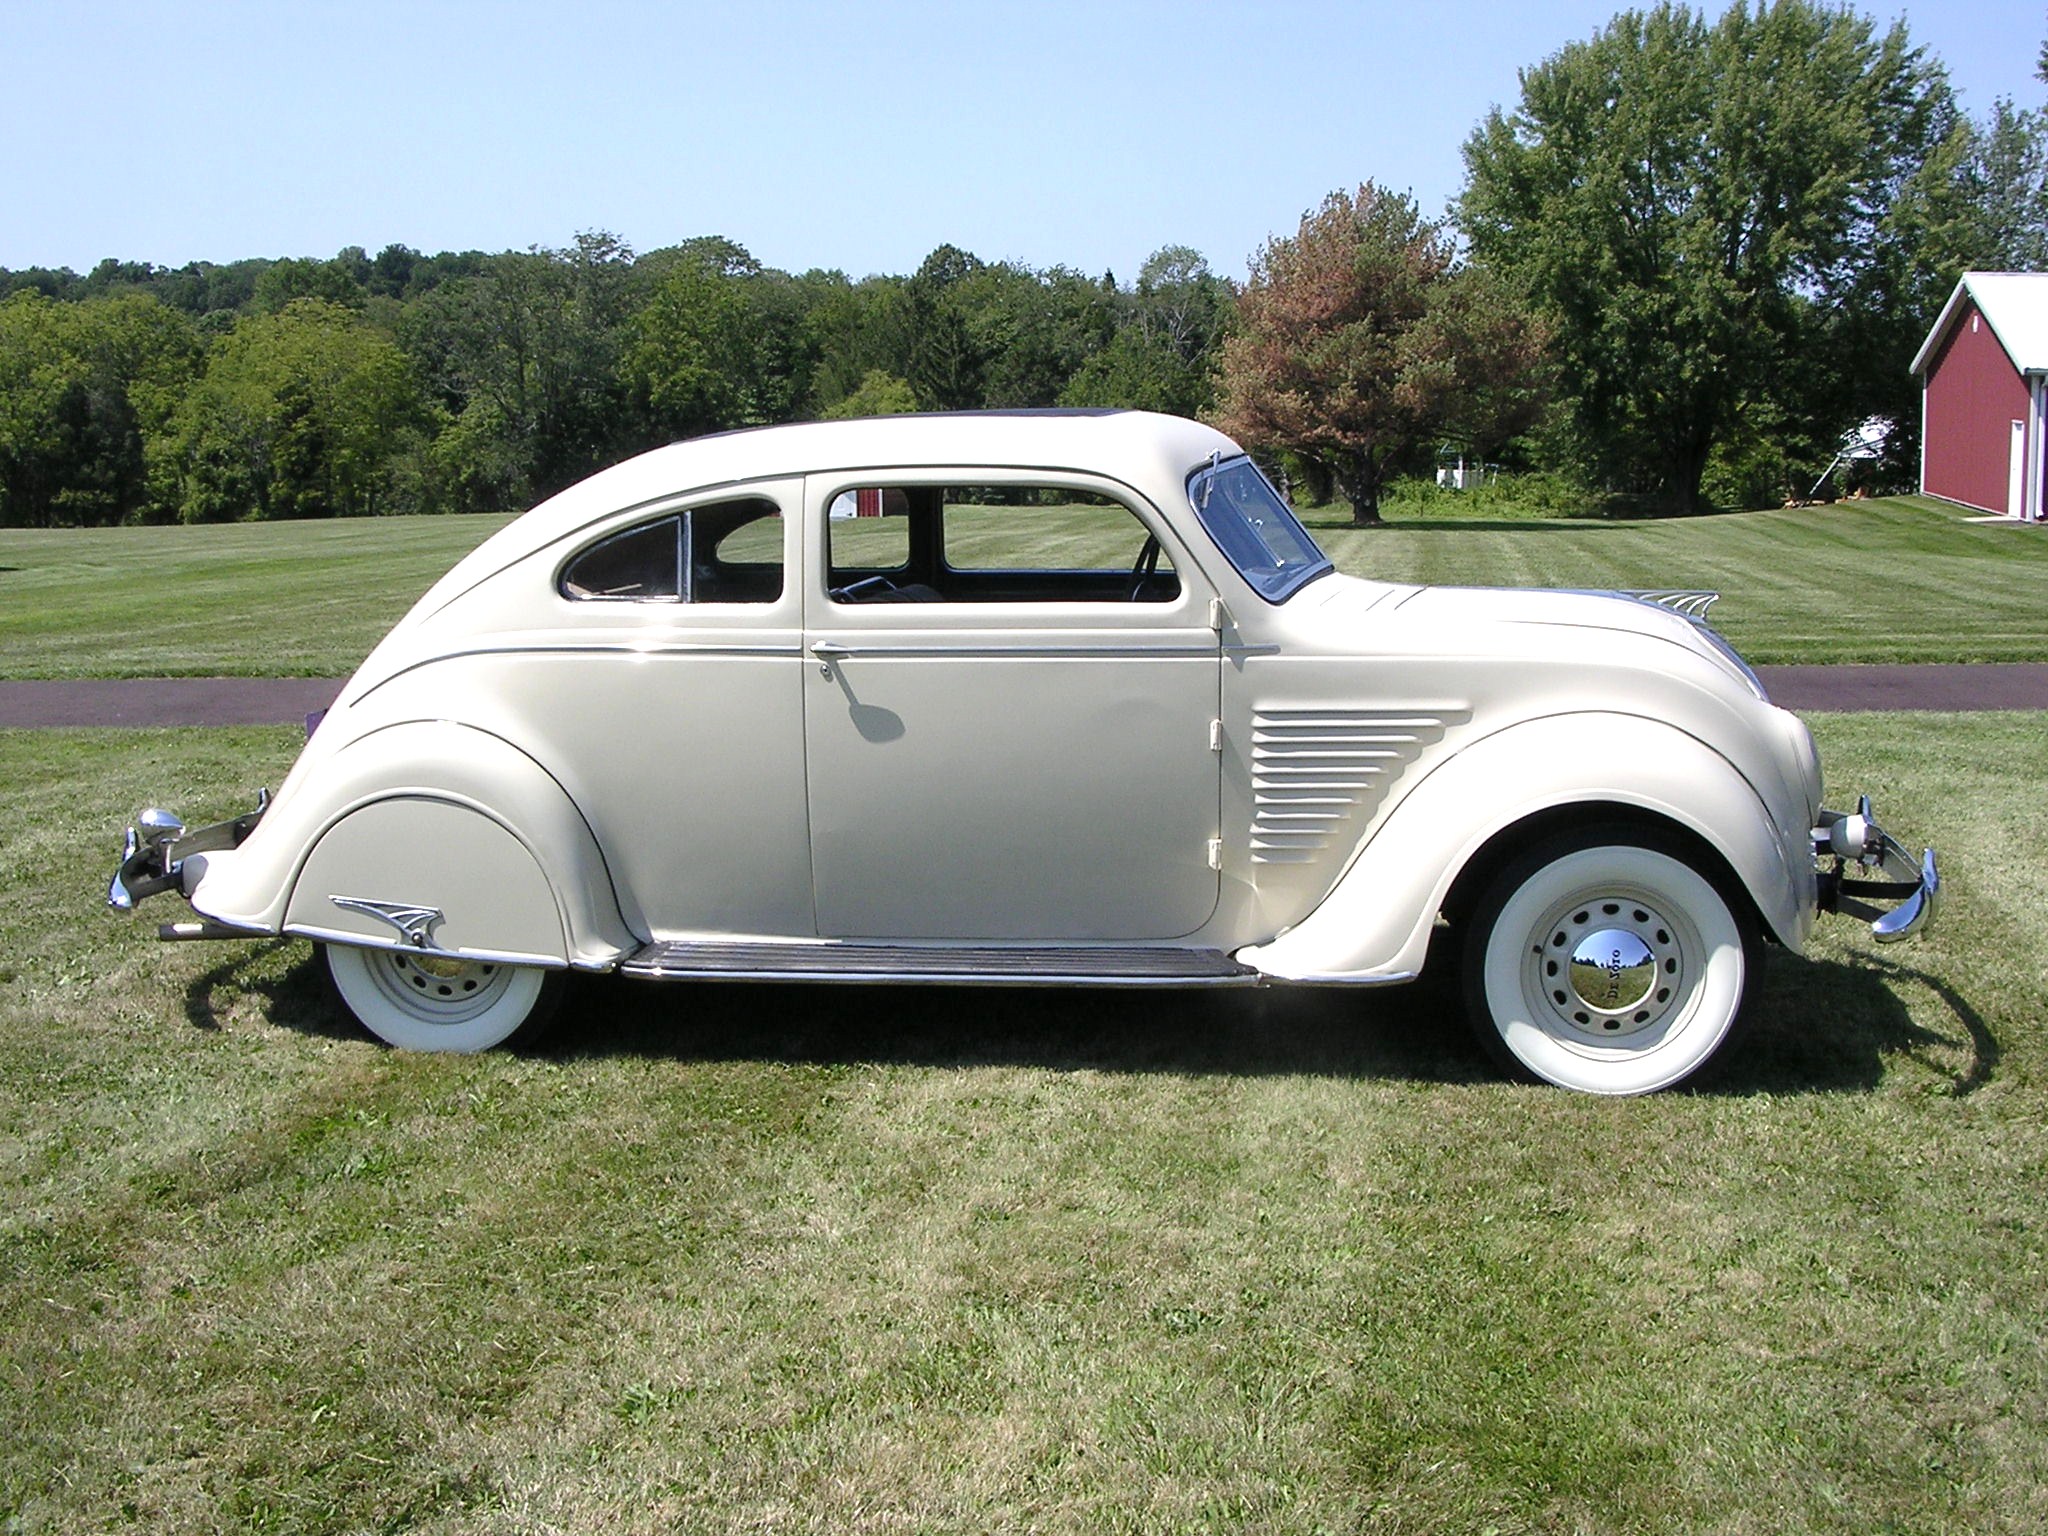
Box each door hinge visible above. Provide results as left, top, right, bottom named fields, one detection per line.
left=1209, top=718, right=1223, bottom=752
left=1208, top=597, right=1229, bottom=632
left=1206, top=837, right=1223, bottom=871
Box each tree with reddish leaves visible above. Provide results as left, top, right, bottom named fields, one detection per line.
left=1214, top=183, right=1545, bottom=526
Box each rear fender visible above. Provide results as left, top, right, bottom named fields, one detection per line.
left=1238, top=713, right=1813, bottom=982
left=187, top=720, right=635, bottom=970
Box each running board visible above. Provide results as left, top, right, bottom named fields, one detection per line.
left=619, top=939, right=1260, bottom=986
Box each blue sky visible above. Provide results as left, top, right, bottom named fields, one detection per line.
left=5, top=0, right=2042, bottom=281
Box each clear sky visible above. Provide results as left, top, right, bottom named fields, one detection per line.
left=4, top=0, right=2041, bottom=282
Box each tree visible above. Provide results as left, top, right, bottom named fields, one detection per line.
left=167, top=299, right=427, bottom=521
left=1063, top=247, right=1234, bottom=415
left=1969, top=98, right=2048, bottom=271
left=820, top=369, right=919, bottom=419
left=902, top=245, right=989, bottom=411
left=1212, top=184, right=1546, bottom=524
left=399, top=232, right=638, bottom=506
left=0, top=290, right=200, bottom=526
left=626, top=239, right=777, bottom=439
left=1461, top=1, right=1954, bottom=511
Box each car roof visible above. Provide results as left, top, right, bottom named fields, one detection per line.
left=512, top=409, right=1236, bottom=550
left=394, top=410, right=1245, bottom=631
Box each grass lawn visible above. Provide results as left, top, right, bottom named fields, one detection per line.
left=4, top=713, right=2044, bottom=1532
left=2, top=493, right=2043, bottom=679
left=0, top=516, right=514, bottom=680
left=1305, top=493, right=2048, bottom=665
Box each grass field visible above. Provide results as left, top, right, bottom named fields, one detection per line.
left=4, top=713, right=2044, bottom=1533
left=2, top=493, right=2043, bottom=679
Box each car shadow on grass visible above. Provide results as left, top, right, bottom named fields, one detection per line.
left=538, top=964, right=1492, bottom=1086
left=1696, top=948, right=1995, bottom=1097
left=542, top=947, right=1993, bottom=1098
left=198, top=939, right=1993, bottom=1097
left=182, top=938, right=361, bottom=1043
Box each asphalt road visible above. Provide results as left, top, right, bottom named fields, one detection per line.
left=3, top=665, right=2047, bottom=728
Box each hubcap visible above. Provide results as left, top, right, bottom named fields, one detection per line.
left=372, top=949, right=516, bottom=1025
left=1567, top=929, right=1657, bottom=1015
left=1527, top=896, right=1685, bottom=1039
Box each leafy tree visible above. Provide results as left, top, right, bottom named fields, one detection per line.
left=1968, top=98, right=2048, bottom=270
left=167, top=299, right=427, bottom=521
left=802, top=274, right=912, bottom=414
left=902, top=245, right=989, bottom=410
left=1064, top=246, right=1233, bottom=414
left=1213, top=183, right=1545, bottom=524
left=626, top=239, right=770, bottom=439
left=252, top=254, right=369, bottom=314
left=961, top=262, right=1115, bottom=407
left=1461, top=0, right=1954, bottom=511
left=399, top=232, right=638, bottom=506
left=0, top=290, right=201, bottom=526
left=820, top=369, right=919, bottom=419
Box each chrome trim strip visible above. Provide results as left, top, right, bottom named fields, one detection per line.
left=284, top=924, right=569, bottom=971
left=617, top=963, right=1263, bottom=988
left=354, top=643, right=807, bottom=703
left=1241, top=971, right=1419, bottom=987
left=793, top=643, right=1224, bottom=661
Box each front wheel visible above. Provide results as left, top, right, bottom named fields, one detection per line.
left=324, top=943, right=564, bottom=1053
left=1461, top=832, right=1759, bottom=1094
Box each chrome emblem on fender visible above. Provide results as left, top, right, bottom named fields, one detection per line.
left=329, top=896, right=445, bottom=948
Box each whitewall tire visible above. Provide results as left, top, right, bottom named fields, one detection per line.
left=324, top=943, right=564, bottom=1053
left=1461, top=833, right=1759, bottom=1095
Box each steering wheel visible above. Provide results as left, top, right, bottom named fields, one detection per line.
left=1127, top=535, right=1161, bottom=601
left=830, top=574, right=898, bottom=603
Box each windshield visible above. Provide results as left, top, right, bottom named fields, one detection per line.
left=1187, top=456, right=1333, bottom=603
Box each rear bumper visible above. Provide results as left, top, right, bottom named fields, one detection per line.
left=1813, top=796, right=1939, bottom=943
left=107, top=792, right=270, bottom=932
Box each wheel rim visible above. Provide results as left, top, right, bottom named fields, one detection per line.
left=1524, top=891, right=1691, bottom=1043
left=361, top=948, right=521, bottom=1028
left=1475, top=842, right=1750, bottom=1095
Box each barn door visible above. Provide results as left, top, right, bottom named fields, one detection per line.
left=2009, top=419, right=2027, bottom=518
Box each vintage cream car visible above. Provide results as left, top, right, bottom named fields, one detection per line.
left=110, top=410, right=1937, bottom=1093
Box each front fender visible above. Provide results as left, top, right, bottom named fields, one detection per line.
left=186, top=720, right=636, bottom=970
left=1238, top=712, right=1814, bottom=983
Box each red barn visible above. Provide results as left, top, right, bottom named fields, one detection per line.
left=1913, top=272, right=2048, bottom=521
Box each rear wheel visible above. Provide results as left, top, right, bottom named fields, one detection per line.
left=324, top=943, right=564, bottom=1053
left=1461, top=832, right=1759, bottom=1094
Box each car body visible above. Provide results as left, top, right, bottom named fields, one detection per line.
left=110, top=410, right=1938, bottom=1092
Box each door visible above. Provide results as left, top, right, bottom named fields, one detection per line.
left=801, top=475, right=1222, bottom=941
left=2010, top=419, right=2027, bottom=518
left=530, top=482, right=812, bottom=937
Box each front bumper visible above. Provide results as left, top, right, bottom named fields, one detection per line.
left=108, top=792, right=269, bottom=935
left=1813, top=795, right=1939, bottom=943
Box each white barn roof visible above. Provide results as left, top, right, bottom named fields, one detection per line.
left=1912, top=272, right=2048, bottom=376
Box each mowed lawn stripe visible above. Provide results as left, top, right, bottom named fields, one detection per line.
left=3, top=492, right=2044, bottom=679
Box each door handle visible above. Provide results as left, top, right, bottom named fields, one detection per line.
left=809, top=641, right=852, bottom=675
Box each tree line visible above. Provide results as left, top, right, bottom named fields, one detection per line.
left=0, top=234, right=1230, bottom=528
left=5, top=0, right=2046, bottom=530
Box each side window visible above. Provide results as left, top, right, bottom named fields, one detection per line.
left=561, top=517, right=680, bottom=600
left=826, top=488, right=912, bottom=601
left=561, top=497, right=783, bottom=604
left=825, top=484, right=1177, bottom=604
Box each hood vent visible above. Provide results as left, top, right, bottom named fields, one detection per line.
left=1250, top=707, right=1463, bottom=864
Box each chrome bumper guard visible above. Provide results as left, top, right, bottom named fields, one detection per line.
left=107, top=790, right=269, bottom=921
left=1813, top=795, right=1939, bottom=943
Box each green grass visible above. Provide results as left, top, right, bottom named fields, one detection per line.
left=4, top=493, right=2043, bottom=679
left=0, top=516, right=513, bottom=680
left=1306, top=493, right=2048, bottom=664
left=5, top=715, right=2046, bottom=1532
